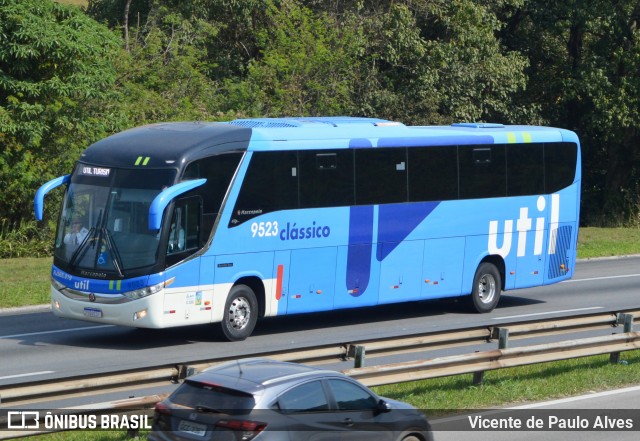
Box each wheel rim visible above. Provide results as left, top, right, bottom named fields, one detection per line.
left=228, top=296, right=251, bottom=330
left=477, top=273, right=496, bottom=304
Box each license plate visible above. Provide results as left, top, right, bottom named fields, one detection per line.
left=178, top=420, right=207, bottom=436
left=83, top=307, right=102, bottom=318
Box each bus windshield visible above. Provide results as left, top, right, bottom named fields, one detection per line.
left=54, top=165, right=176, bottom=275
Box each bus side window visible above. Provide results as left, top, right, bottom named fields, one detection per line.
left=299, top=150, right=355, bottom=208
left=408, top=146, right=458, bottom=202
left=545, top=142, right=578, bottom=193
left=166, top=197, right=201, bottom=265
left=231, top=151, right=298, bottom=226
left=355, top=148, right=408, bottom=205
left=459, top=144, right=506, bottom=199
left=183, top=153, right=243, bottom=240
left=507, top=143, right=544, bottom=196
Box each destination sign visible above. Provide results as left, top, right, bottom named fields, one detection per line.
left=79, top=166, right=111, bottom=177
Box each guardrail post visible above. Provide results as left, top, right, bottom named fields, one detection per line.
left=472, top=350, right=485, bottom=385
left=353, top=345, right=366, bottom=368
left=472, top=328, right=508, bottom=385
left=610, top=314, right=635, bottom=364
left=619, top=313, right=635, bottom=332
left=498, top=328, right=509, bottom=349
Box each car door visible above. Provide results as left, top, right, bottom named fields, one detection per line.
left=324, top=379, right=394, bottom=441
left=274, top=379, right=346, bottom=441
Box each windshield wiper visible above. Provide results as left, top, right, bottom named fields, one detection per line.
left=102, top=227, right=124, bottom=278
left=68, top=226, right=97, bottom=270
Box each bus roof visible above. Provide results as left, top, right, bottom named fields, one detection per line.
left=79, top=118, right=578, bottom=168
left=80, top=122, right=252, bottom=168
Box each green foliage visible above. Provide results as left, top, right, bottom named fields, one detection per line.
left=0, top=219, right=53, bottom=258
left=422, top=0, right=531, bottom=123
left=112, top=6, right=223, bottom=123
left=229, top=0, right=363, bottom=116
left=0, top=0, right=122, bottom=226
left=502, top=0, right=640, bottom=224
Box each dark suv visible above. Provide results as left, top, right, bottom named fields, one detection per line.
left=149, top=358, right=433, bottom=441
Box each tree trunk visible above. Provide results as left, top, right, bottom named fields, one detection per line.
left=123, top=0, right=132, bottom=52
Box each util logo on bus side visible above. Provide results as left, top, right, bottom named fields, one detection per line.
left=488, top=194, right=560, bottom=259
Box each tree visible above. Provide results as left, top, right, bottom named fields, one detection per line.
left=0, top=0, right=122, bottom=225
left=503, top=0, right=640, bottom=223
left=312, top=0, right=532, bottom=125
left=227, top=0, right=363, bottom=116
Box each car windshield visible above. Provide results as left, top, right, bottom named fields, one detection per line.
left=171, top=380, right=256, bottom=414
left=54, top=164, right=176, bottom=275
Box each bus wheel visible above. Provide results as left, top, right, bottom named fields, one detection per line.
left=469, top=262, right=501, bottom=313
left=221, top=284, right=258, bottom=341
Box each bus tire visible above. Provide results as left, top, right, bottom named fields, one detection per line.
left=469, top=262, right=501, bottom=313
left=221, top=284, right=258, bottom=341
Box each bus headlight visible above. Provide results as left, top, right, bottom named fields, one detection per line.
left=122, top=281, right=164, bottom=300
left=133, top=309, right=148, bottom=320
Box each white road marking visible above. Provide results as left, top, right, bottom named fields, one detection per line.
left=511, top=384, right=640, bottom=409
left=493, top=307, right=604, bottom=320
left=0, top=324, right=115, bottom=339
left=566, top=273, right=640, bottom=283
left=0, top=371, right=55, bottom=380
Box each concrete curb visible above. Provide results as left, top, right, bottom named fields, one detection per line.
left=0, top=303, right=51, bottom=316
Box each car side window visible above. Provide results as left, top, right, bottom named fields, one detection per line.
left=326, top=379, right=379, bottom=411
left=276, top=380, right=330, bottom=413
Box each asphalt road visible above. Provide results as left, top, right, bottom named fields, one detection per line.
left=1, top=255, right=639, bottom=390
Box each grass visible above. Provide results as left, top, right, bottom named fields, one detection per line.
left=27, top=431, right=147, bottom=441
left=578, top=227, right=640, bottom=258
left=373, top=350, right=640, bottom=413
left=0, top=256, right=51, bottom=308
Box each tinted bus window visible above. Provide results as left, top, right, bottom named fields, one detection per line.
left=545, top=142, right=577, bottom=193
left=408, top=146, right=458, bottom=202
left=507, top=143, right=544, bottom=196
left=459, top=145, right=506, bottom=199
left=231, top=151, right=298, bottom=225
left=299, top=150, right=354, bottom=208
left=355, top=148, right=408, bottom=205
left=184, top=153, right=242, bottom=214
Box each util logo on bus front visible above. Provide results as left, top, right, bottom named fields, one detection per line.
left=488, top=194, right=560, bottom=259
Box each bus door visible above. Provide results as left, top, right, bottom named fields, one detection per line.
left=422, top=237, right=465, bottom=298
left=514, top=239, right=547, bottom=289
left=514, top=195, right=550, bottom=289
left=163, top=197, right=212, bottom=325
left=163, top=257, right=208, bottom=324
left=333, top=244, right=380, bottom=310
left=377, top=241, right=424, bottom=304
left=286, top=247, right=336, bottom=314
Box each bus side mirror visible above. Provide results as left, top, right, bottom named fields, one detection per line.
left=148, top=179, right=207, bottom=231
left=34, top=175, right=70, bottom=221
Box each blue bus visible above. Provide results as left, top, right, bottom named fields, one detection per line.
left=35, top=117, right=581, bottom=341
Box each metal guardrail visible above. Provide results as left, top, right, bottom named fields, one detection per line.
left=1, top=308, right=638, bottom=407
left=343, top=331, right=640, bottom=387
